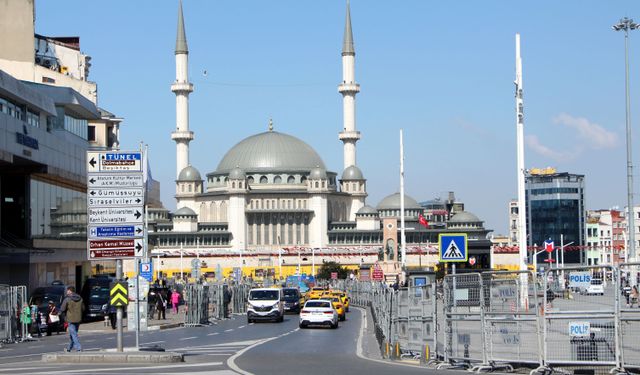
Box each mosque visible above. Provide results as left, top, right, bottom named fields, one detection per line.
left=141, top=2, right=493, bottom=281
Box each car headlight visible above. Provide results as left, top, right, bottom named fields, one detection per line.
left=102, top=304, right=108, bottom=310
left=272, top=303, right=279, bottom=309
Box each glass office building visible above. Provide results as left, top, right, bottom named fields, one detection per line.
left=526, top=171, right=585, bottom=265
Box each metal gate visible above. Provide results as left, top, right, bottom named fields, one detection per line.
left=542, top=265, right=621, bottom=371
left=483, top=271, right=541, bottom=368
left=443, top=273, right=487, bottom=366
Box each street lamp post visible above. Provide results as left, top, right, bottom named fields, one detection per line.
left=613, top=18, right=638, bottom=287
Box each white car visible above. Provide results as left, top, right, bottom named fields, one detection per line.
left=586, top=279, right=605, bottom=296
left=247, top=288, right=284, bottom=323
left=299, top=299, right=338, bottom=329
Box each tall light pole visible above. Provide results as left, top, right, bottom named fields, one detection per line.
left=613, top=18, right=638, bottom=284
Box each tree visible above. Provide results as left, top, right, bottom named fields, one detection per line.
left=317, top=261, right=349, bottom=280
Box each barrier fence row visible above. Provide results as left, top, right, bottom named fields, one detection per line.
left=0, top=285, right=28, bottom=345
left=183, top=283, right=251, bottom=327
left=340, top=263, right=640, bottom=374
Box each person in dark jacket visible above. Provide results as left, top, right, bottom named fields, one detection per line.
left=60, top=286, right=84, bottom=352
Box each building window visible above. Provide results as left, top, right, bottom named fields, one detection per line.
left=247, top=176, right=254, bottom=184
left=274, top=176, right=282, bottom=184
left=88, top=125, right=96, bottom=141
left=64, top=114, right=88, bottom=139
left=287, top=176, right=295, bottom=184
left=260, top=176, right=268, bottom=184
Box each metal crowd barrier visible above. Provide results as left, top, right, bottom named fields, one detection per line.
left=442, top=273, right=488, bottom=369
left=542, top=265, right=621, bottom=373
left=482, top=271, right=539, bottom=372
left=183, top=283, right=253, bottom=326
left=0, top=285, right=28, bottom=345
left=619, top=262, right=640, bottom=371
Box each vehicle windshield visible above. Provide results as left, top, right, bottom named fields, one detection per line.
left=250, top=290, right=279, bottom=301
left=306, top=301, right=331, bottom=308
left=39, top=292, right=63, bottom=307
left=282, top=289, right=298, bottom=297
left=89, top=286, right=110, bottom=300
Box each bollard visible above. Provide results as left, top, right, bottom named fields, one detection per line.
left=420, top=343, right=429, bottom=365
left=385, top=342, right=391, bottom=358
left=394, top=342, right=401, bottom=359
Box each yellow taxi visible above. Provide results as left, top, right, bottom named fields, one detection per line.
left=335, top=291, right=350, bottom=312
left=329, top=296, right=346, bottom=321
left=307, top=287, right=326, bottom=300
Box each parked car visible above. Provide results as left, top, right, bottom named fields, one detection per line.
left=81, top=276, right=114, bottom=321
left=585, top=279, right=605, bottom=296
left=29, top=284, right=66, bottom=333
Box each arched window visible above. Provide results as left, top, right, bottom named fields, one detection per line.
left=188, top=184, right=192, bottom=192
left=274, top=176, right=282, bottom=184
left=247, top=176, right=254, bottom=184
left=232, top=182, right=236, bottom=189
left=287, top=176, right=295, bottom=184
left=301, top=176, right=307, bottom=185
left=260, top=176, right=268, bottom=184
left=315, top=181, right=319, bottom=188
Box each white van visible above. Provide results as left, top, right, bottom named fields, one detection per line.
left=246, top=288, right=284, bottom=323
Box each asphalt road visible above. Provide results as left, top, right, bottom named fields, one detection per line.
left=0, top=309, right=465, bottom=374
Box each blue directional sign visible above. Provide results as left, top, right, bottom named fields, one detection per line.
left=439, top=233, right=468, bottom=262
left=88, top=225, right=144, bottom=238
left=140, top=262, right=153, bottom=282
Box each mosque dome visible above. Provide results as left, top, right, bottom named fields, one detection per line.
left=309, top=166, right=327, bottom=180
left=174, top=206, right=197, bottom=216
left=449, top=211, right=482, bottom=223
left=376, top=192, right=421, bottom=210
left=341, top=165, right=364, bottom=180
left=177, top=165, right=201, bottom=182
left=228, top=167, right=246, bottom=180
left=356, top=205, right=378, bottom=215
left=215, top=131, right=326, bottom=174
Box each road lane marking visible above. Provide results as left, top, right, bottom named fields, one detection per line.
left=179, top=336, right=197, bottom=341
left=226, top=329, right=298, bottom=375
left=223, top=329, right=233, bottom=332
left=142, top=340, right=165, bottom=345
left=206, top=332, right=219, bottom=336
left=38, top=361, right=224, bottom=374
left=237, top=325, right=246, bottom=329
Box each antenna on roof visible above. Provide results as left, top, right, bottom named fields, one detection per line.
left=268, top=118, right=273, bottom=132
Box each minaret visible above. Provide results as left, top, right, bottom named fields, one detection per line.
left=171, top=0, right=194, bottom=178
left=338, top=0, right=361, bottom=170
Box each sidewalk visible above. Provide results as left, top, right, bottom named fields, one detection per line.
left=81, top=309, right=185, bottom=333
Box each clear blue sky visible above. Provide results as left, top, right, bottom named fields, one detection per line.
left=36, top=1, right=640, bottom=236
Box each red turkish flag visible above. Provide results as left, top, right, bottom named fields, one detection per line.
left=418, top=213, right=429, bottom=228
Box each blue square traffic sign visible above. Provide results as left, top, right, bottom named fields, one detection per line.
left=439, top=234, right=468, bottom=262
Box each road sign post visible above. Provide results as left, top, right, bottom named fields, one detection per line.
left=87, top=150, right=145, bottom=352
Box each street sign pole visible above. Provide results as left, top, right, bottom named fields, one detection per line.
left=116, top=259, right=123, bottom=352
left=135, top=257, right=140, bottom=349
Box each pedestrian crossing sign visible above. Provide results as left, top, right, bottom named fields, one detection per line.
left=439, top=233, right=468, bottom=262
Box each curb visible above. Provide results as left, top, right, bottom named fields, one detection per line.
left=42, top=351, right=184, bottom=363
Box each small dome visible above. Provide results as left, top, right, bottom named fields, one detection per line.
left=178, top=165, right=201, bottom=182
left=309, top=166, right=327, bottom=179
left=377, top=192, right=421, bottom=210
left=357, top=205, right=378, bottom=215
left=228, top=167, right=246, bottom=180
left=449, top=211, right=482, bottom=223
left=174, top=206, right=197, bottom=216
left=342, top=165, right=364, bottom=180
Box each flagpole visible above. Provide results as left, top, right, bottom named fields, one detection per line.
left=399, top=129, right=406, bottom=269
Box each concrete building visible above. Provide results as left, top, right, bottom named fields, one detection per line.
left=142, top=3, right=494, bottom=281
left=0, top=0, right=122, bottom=289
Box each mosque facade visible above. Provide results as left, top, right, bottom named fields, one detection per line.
left=143, top=2, right=493, bottom=280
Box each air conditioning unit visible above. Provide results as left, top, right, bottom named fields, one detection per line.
left=35, top=57, right=42, bottom=64
left=43, top=59, right=51, bottom=67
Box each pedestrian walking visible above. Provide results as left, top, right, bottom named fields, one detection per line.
left=223, top=285, right=232, bottom=318
left=30, top=303, right=42, bottom=337
left=60, top=286, right=84, bottom=352
left=156, top=290, right=167, bottom=320
left=170, top=289, right=180, bottom=314
left=19, top=303, right=32, bottom=339
left=46, top=301, right=61, bottom=336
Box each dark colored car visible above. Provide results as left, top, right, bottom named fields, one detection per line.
left=29, top=285, right=66, bottom=333
left=282, top=287, right=302, bottom=314
left=81, top=276, right=114, bottom=321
